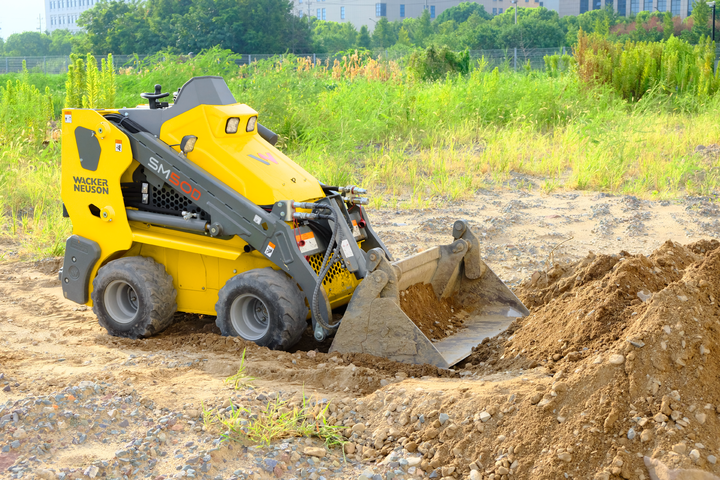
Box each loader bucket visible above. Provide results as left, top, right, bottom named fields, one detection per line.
left=329, top=220, right=529, bottom=369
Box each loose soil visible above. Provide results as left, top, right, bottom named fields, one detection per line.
left=3, top=188, right=720, bottom=480
left=399, top=283, right=467, bottom=342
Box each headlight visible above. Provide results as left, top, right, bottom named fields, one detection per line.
left=226, top=117, right=240, bottom=134
left=246, top=116, right=257, bottom=132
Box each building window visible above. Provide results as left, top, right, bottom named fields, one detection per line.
left=341, top=5, right=345, bottom=18
left=630, top=0, right=639, bottom=13
left=493, top=7, right=497, bottom=13
left=594, top=0, right=601, bottom=8
left=539, top=1, right=543, bottom=5
left=687, top=0, right=692, bottom=15
left=499, top=8, right=503, bottom=12
left=322, top=7, right=326, bottom=19
left=656, top=0, right=665, bottom=9
left=671, top=0, right=679, bottom=14
left=644, top=0, right=652, bottom=9
left=430, top=5, right=435, bottom=17
left=317, top=8, right=321, bottom=18
left=375, top=3, right=387, bottom=16
left=299, top=10, right=304, bottom=16
left=400, top=4, right=405, bottom=16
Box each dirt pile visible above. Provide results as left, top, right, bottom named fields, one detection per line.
left=400, top=283, right=468, bottom=342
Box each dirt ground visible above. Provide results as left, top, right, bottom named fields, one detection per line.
left=2, top=188, right=720, bottom=480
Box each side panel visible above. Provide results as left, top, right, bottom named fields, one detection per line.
left=61, top=109, right=134, bottom=305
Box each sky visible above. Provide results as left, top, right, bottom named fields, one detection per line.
left=0, top=0, right=46, bottom=39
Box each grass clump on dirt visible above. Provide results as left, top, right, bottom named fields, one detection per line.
left=203, top=394, right=346, bottom=448
left=224, top=349, right=256, bottom=390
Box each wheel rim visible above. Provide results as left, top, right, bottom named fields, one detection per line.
left=230, top=294, right=270, bottom=341
left=104, top=280, right=139, bottom=324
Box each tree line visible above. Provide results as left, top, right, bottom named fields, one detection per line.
left=0, top=0, right=716, bottom=57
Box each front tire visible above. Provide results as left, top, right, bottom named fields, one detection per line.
left=92, top=256, right=177, bottom=338
left=215, top=268, right=308, bottom=350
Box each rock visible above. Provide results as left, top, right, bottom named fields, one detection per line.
left=641, top=429, right=653, bottom=442
left=422, top=428, right=439, bottom=440
left=708, top=455, right=717, bottom=465
left=594, top=472, right=611, bottom=480
left=407, top=457, right=422, bottom=467
left=627, top=428, right=636, bottom=440
left=12, top=428, right=27, bottom=439
left=558, top=452, right=572, bottom=462
left=672, top=443, right=687, bottom=455
left=344, top=443, right=356, bottom=455
left=479, top=411, right=491, bottom=422
left=497, top=466, right=509, bottom=474
left=440, top=466, right=455, bottom=477
left=352, top=423, right=367, bottom=434
left=604, top=410, right=619, bottom=432
left=307, top=351, right=317, bottom=358
left=690, top=449, right=701, bottom=463
left=304, top=447, right=326, bottom=458
left=36, top=470, right=57, bottom=480
left=552, top=382, right=568, bottom=393
left=83, top=466, right=99, bottom=478
left=405, top=442, right=418, bottom=452
left=608, top=354, right=625, bottom=365
left=695, top=412, right=707, bottom=424
left=529, top=393, right=542, bottom=405
left=438, top=413, right=449, bottom=425
left=661, top=396, right=672, bottom=416
left=653, top=413, right=668, bottom=423
left=469, top=471, right=482, bottom=480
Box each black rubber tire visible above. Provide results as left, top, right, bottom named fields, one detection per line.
left=92, top=256, right=177, bottom=339
left=215, top=268, right=308, bottom=350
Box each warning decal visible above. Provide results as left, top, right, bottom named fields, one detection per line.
left=340, top=239, right=354, bottom=258
left=295, top=231, right=318, bottom=253
left=115, top=140, right=122, bottom=152
left=352, top=220, right=361, bottom=238
left=264, top=241, right=276, bottom=257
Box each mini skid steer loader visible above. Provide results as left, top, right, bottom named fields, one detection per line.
left=59, top=76, right=528, bottom=368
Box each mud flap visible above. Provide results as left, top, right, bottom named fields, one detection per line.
left=329, top=221, right=529, bottom=368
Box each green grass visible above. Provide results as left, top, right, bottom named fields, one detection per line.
left=203, top=392, right=346, bottom=448
left=3, top=48, right=720, bottom=258
left=224, top=349, right=255, bottom=390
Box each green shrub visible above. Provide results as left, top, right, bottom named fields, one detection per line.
left=0, top=61, right=53, bottom=144
left=408, top=45, right=470, bottom=81
left=65, top=53, right=117, bottom=108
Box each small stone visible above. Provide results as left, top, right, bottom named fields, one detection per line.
left=352, top=423, right=366, bottom=434
left=407, top=457, right=421, bottom=467
left=438, top=413, right=449, bottom=425
left=36, top=470, right=57, bottom=480
left=608, top=354, right=625, bottom=365
left=708, top=455, right=717, bottom=465
left=479, top=411, right=491, bottom=422
left=440, top=466, right=455, bottom=477
left=118, top=419, right=129, bottom=428
left=529, top=393, right=542, bottom=405
left=627, top=428, right=636, bottom=440
left=469, top=471, right=481, bottom=480
left=672, top=443, right=687, bottom=455
left=594, top=472, right=610, bottom=480
left=344, top=443, right=355, bottom=455
left=12, top=428, right=27, bottom=439
left=641, top=429, right=653, bottom=442
left=695, top=412, right=707, bottom=424
left=690, top=449, right=701, bottom=463
left=84, top=465, right=99, bottom=478
left=307, top=351, right=317, bottom=358
left=405, top=442, right=417, bottom=452
left=557, top=452, right=572, bottom=462
left=497, top=466, right=509, bottom=475
left=653, top=413, right=668, bottom=423
left=304, top=447, right=326, bottom=458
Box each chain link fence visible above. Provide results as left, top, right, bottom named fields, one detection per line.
left=4, top=45, right=715, bottom=74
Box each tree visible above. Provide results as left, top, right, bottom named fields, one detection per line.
left=48, top=29, right=75, bottom=55
left=4, top=32, right=51, bottom=56
left=372, top=17, right=396, bottom=48
left=78, top=0, right=152, bottom=54
left=357, top=25, right=372, bottom=49
left=663, top=11, right=674, bottom=39
left=691, top=0, right=711, bottom=39
left=0, top=38, right=4, bottom=56
left=397, top=27, right=412, bottom=46
left=435, top=2, right=491, bottom=24
left=411, top=9, right=433, bottom=46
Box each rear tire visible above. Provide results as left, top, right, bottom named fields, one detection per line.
left=215, top=268, right=307, bottom=350
left=92, top=256, right=177, bottom=338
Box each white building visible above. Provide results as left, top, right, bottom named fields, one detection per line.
left=291, top=0, right=544, bottom=32
left=45, top=0, right=100, bottom=33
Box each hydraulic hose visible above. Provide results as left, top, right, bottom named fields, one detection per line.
left=311, top=212, right=342, bottom=332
